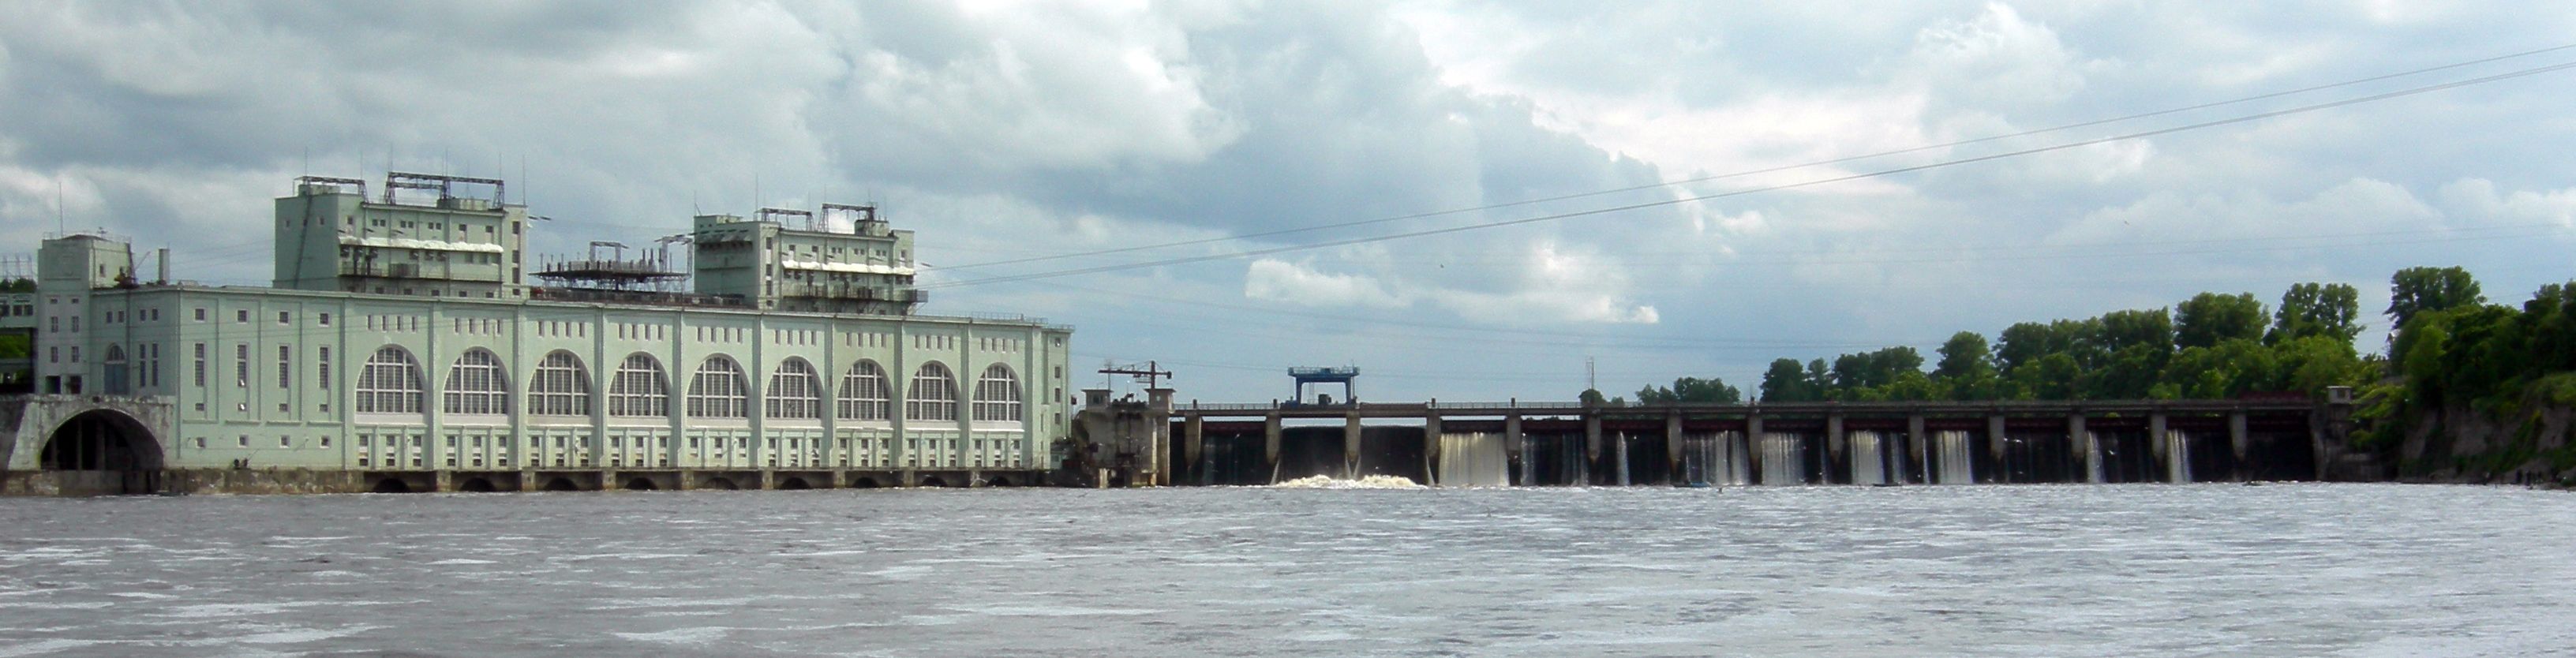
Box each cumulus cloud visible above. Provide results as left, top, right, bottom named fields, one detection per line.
left=2, top=1, right=2571, bottom=400
left=1243, top=259, right=1406, bottom=308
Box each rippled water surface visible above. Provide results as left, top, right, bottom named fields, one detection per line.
left=3, top=484, right=2573, bottom=657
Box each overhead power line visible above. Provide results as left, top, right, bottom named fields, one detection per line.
left=928, top=43, right=2576, bottom=273
left=921, top=58, right=2576, bottom=290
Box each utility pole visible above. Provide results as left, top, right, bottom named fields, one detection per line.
left=1101, top=361, right=1174, bottom=391
left=1586, top=356, right=1597, bottom=392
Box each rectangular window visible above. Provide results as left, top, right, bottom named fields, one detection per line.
left=194, top=308, right=207, bottom=321
left=237, top=436, right=249, bottom=447
left=318, top=312, right=331, bottom=326
left=237, top=309, right=249, bottom=323
left=234, top=344, right=249, bottom=387
left=192, top=342, right=207, bottom=387
left=277, top=345, right=291, bottom=389
left=69, top=346, right=79, bottom=363
left=318, top=346, right=331, bottom=390
left=279, top=436, right=291, bottom=448
left=278, top=311, right=290, bottom=324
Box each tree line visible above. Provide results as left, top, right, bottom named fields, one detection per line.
left=1607, top=267, right=2552, bottom=410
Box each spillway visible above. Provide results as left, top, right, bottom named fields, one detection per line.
left=1436, top=432, right=1511, bottom=487
left=1759, top=432, right=1806, bottom=485
left=1930, top=430, right=1975, bottom=484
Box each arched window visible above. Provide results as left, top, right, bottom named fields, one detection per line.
left=530, top=350, right=590, bottom=416
left=357, top=346, right=425, bottom=414
left=907, top=362, right=957, bottom=422
left=837, top=361, right=891, bottom=421
left=608, top=353, right=668, bottom=417
left=972, top=365, right=1023, bottom=423
left=766, top=358, right=822, bottom=419
left=689, top=355, right=749, bottom=418
left=444, top=350, right=511, bottom=415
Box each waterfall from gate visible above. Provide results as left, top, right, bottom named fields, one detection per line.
left=2165, top=429, right=2193, bottom=484
left=1715, top=431, right=1751, bottom=485
left=1933, top=430, right=1975, bottom=484
left=1436, top=432, right=1511, bottom=487
left=1848, top=431, right=1888, bottom=485
left=1759, top=432, right=1805, bottom=485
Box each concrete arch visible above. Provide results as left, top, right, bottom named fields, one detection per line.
left=457, top=477, right=498, bottom=492
left=622, top=477, right=657, bottom=491
left=40, top=409, right=164, bottom=473
left=541, top=477, right=580, bottom=492
left=702, top=476, right=739, bottom=490
left=918, top=475, right=949, bottom=488
left=848, top=477, right=882, bottom=488
left=985, top=474, right=1013, bottom=488
left=370, top=478, right=414, bottom=493
left=777, top=477, right=812, bottom=490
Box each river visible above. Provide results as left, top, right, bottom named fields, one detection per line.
left=2, top=483, right=2570, bottom=656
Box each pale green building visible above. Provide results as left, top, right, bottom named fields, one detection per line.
left=2, top=173, right=1072, bottom=495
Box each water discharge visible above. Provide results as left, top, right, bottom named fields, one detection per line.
left=2, top=484, right=2571, bottom=656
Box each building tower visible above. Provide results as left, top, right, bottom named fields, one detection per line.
left=272, top=173, right=530, bottom=300
left=691, top=204, right=922, bottom=315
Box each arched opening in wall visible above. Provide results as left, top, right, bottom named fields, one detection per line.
left=542, top=477, right=580, bottom=492
left=371, top=478, right=413, bottom=493
left=1107, top=470, right=1132, bottom=488
left=703, top=477, right=739, bottom=491
left=917, top=475, right=949, bottom=488
left=777, top=477, right=812, bottom=490
left=623, top=477, right=658, bottom=491
left=849, top=477, right=882, bottom=489
left=39, top=409, right=164, bottom=495
left=984, top=475, right=1013, bottom=488
left=458, top=477, right=498, bottom=492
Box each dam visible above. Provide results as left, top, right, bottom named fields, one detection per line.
left=1129, top=391, right=2355, bottom=487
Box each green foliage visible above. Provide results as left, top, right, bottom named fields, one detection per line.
left=0, top=277, right=32, bottom=293
left=1636, top=376, right=1743, bottom=404
left=1829, top=346, right=1923, bottom=392
left=0, top=333, right=28, bottom=360
left=1934, top=331, right=1990, bottom=379
left=2346, top=382, right=2406, bottom=451
left=2387, top=266, right=2484, bottom=333
left=2270, top=282, right=2362, bottom=346
left=2097, top=308, right=2175, bottom=358
left=2175, top=292, right=2267, bottom=350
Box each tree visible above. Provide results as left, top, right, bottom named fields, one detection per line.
left=1758, top=359, right=1813, bottom=402
left=1934, top=331, right=1992, bottom=380
left=2387, top=266, right=2484, bottom=332
left=2270, top=282, right=2362, bottom=346
left=2270, top=335, right=2372, bottom=396
left=1637, top=376, right=1743, bottom=404
left=2522, top=282, right=2576, bottom=373
left=2154, top=338, right=2276, bottom=399
left=1829, top=346, right=1923, bottom=392
left=2175, top=292, right=2266, bottom=350
left=2096, top=308, right=2175, bottom=358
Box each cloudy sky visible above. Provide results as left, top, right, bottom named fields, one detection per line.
left=5, top=2, right=2574, bottom=402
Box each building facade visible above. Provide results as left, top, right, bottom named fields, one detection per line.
left=1, top=174, right=1072, bottom=495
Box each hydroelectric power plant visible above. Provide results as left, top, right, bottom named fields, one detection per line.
left=0, top=173, right=2368, bottom=496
